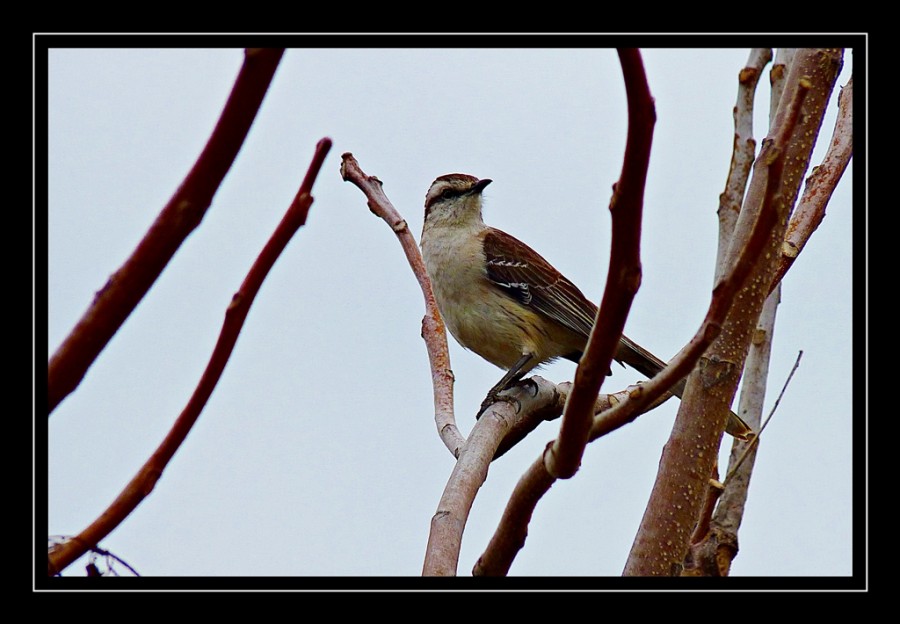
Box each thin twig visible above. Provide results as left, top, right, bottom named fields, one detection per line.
left=725, top=351, right=803, bottom=482
left=87, top=544, right=141, bottom=577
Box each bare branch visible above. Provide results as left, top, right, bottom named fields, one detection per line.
left=422, top=378, right=559, bottom=576
left=339, top=154, right=465, bottom=457
left=716, top=48, right=772, bottom=281
left=48, top=48, right=285, bottom=415
left=433, top=377, right=626, bottom=576
left=685, top=49, right=850, bottom=578
left=688, top=47, right=780, bottom=576
left=493, top=380, right=628, bottom=461
left=683, top=51, right=849, bottom=578
left=474, top=383, right=623, bottom=577
left=623, top=48, right=843, bottom=577
left=769, top=49, right=796, bottom=116
left=682, top=292, right=780, bottom=576
left=546, top=48, right=655, bottom=480
left=473, top=454, right=556, bottom=577
left=686, top=351, right=803, bottom=575
left=724, top=351, right=803, bottom=484
left=47, top=138, right=332, bottom=577
left=770, top=76, right=853, bottom=291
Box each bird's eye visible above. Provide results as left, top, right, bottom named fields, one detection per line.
left=441, top=189, right=456, bottom=200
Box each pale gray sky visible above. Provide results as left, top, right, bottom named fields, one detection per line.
left=45, top=42, right=856, bottom=581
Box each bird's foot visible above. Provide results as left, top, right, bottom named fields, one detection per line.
left=477, top=392, right=520, bottom=419
left=476, top=378, right=538, bottom=419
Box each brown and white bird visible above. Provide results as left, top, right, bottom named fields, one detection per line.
left=419, top=173, right=752, bottom=440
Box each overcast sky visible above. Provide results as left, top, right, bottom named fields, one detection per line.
left=44, top=40, right=857, bottom=584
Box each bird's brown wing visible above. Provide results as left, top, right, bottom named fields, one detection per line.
left=482, top=229, right=754, bottom=440
left=482, top=228, right=597, bottom=340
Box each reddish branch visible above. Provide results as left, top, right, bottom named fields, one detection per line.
left=48, top=48, right=285, bottom=415
left=339, top=154, right=466, bottom=457
left=545, top=48, right=655, bottom=480
left=474, top=48, right=656, bottom=575
left=47, top=138, right=332, bottom=577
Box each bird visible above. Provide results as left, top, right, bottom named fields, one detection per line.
left=419, top=173, right=752, bottom=440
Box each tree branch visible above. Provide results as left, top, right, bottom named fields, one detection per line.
left=545, top=48, right=654, bottom=480
left=623, top=48, right=843, bottom=577
left=685, top=48, right=782, bottom=575
left=423, top=379, right=559, bottom=576
left=339, top=154, right=465, bottom=457
left=687, top=351, right=803, bottom=575
left=48, top=48, right=285, bottom=415
left=770, top=75, right=853, bottom=292
left=473, top=384, right=618, bottom=577
left=47, top=137, right=332, bottom=577
left=715, top=48, right=771, bottom=281
left=472, top=48, right=656, bottom=575
left=686, top=53, right=851, bottom=578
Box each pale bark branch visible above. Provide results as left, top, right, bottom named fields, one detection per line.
left=429, top=377, right=623, bottom=576
left=422, top=377, right=560, bottom=576
left=48, top=138, right=332, bottom=576
left=684, top=293, right=779, bottom=575
left=474, top=382, right=624, bottom=577
left=339, top=154, right=465, bottom=457
left=716, top=48, right=771, bottom=281
left=688, top=47, right=780, bottom=576
left=687, top=349, right=803, bottom=575
left=686, top=51, right=851, bottom=577
left=770, top=75, right=853, bottom=292
left=623, top=48, right=843, bottom=577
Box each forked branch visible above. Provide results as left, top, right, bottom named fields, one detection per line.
left=624, top=48, right=843, bottom=577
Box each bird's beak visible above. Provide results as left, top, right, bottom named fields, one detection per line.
left=472, top=178, right=493, bottom=194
